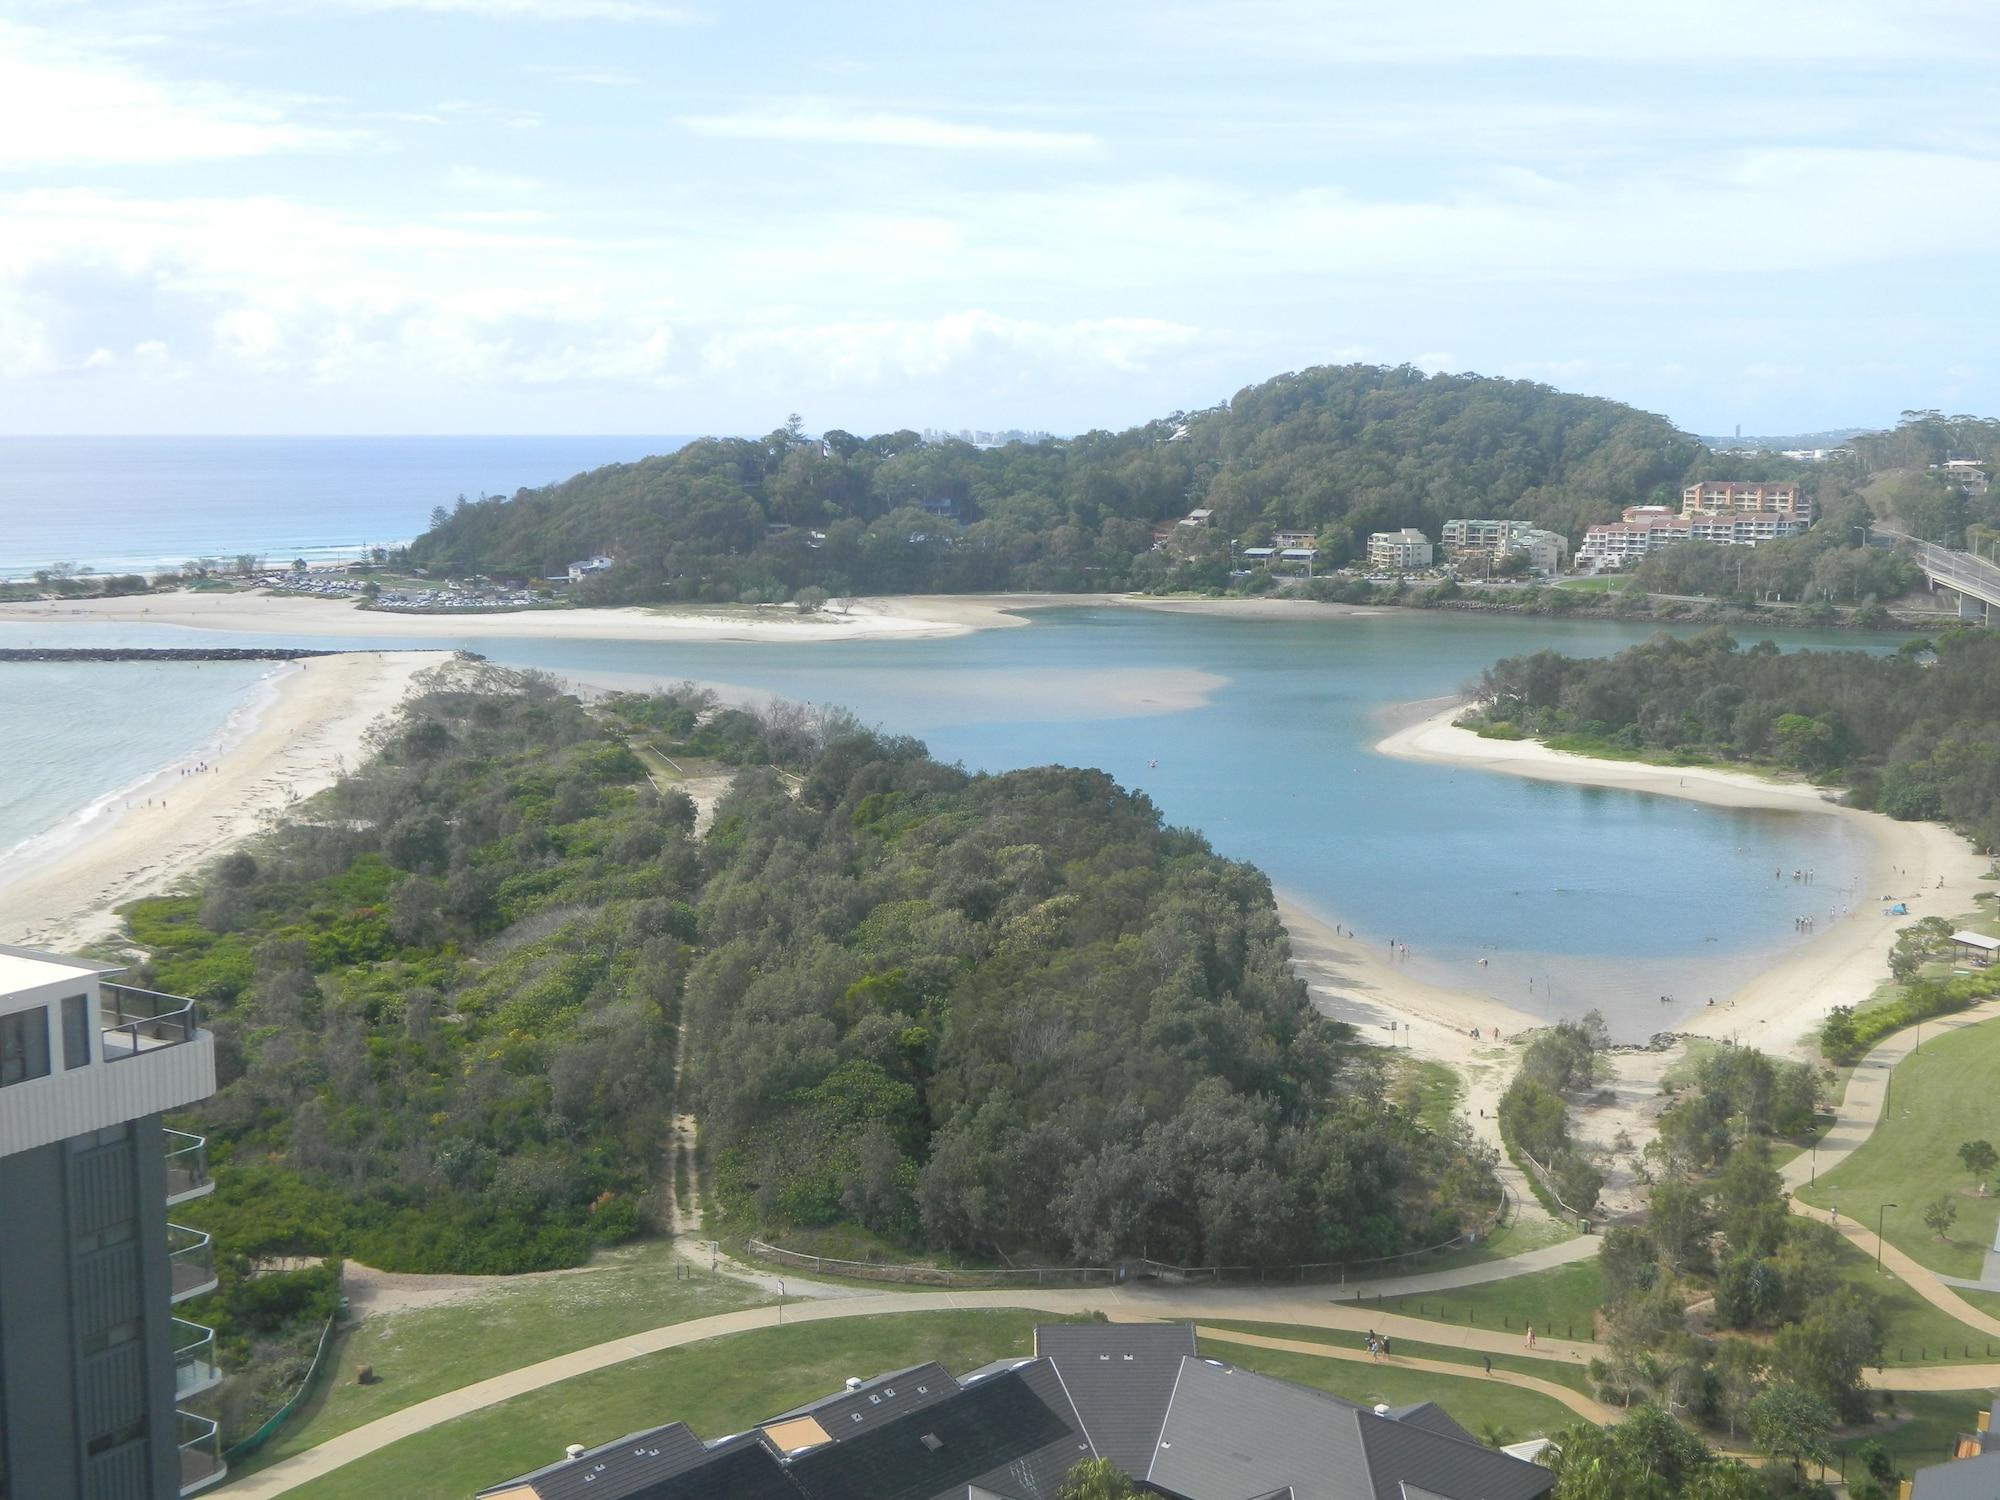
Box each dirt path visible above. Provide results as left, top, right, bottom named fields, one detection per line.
left=340, top=1259, right=614, bottom=1321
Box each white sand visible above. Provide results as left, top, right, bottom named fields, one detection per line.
left=0, top=588, right=1385, bottom=644
left=0, top=590, right=1087, bottom=643
left=1377, top=703, right=1990, bottom=1057
left=0, top=652, right=436, bottom=950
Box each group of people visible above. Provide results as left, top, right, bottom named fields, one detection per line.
left=1365, top=1329, right=1393, bottom=1361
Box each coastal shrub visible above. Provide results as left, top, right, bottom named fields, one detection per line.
left=1822, top=969, right=2000, bottom=1062
left=142, top=664, right=1492, bottom=1295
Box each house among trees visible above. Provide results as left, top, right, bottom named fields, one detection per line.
left=566, top=554, right=615, bottom=583
left=472, top=1324, right=1554, bottom=1500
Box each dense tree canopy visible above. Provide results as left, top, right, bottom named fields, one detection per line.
left=139, top=665, right=1491, bottom=1276
left=1470, top=627, right=2000, bottom=853
left=406, top=364, right=1702, bottom=599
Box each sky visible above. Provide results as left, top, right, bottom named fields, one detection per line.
left=2, top=0, right=1998, bottom=437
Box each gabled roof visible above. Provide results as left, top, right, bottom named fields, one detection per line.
left=1911, top=1449, right=2000, bottom=1500
left=1144, top=1358, right=1554, bottom=1500
left=1034, top=1323, right=1196, bottom=1475
left=477, top=1422, right=711, bottom=1500
left=766, top=1362, right=960, bottom=1440
left=785, top=1367, right=1079, bottom=1500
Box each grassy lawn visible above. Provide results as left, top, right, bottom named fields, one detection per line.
left=1332, top=1259, right=1605, bottom=1344
left=1835, top=1390, right=1987, bottom=1484
left=1199, top=1339, right=1576, bottom=1444
left=282, top=1310, right=1082, bottom=1500
left=1555, top=576, right=1629, bottom=593
left=1797, top=1013, right=2000, bottom=1279
left=281, top=1309, right=1574, bottom=1500
left=244, top=1242, right=763, bottom=1473
left=1828, top=1236, right=2000, bottom=1366
left=1198, top=1319, right=1592, bottom=1393
left=1384, top=1052, right=1465, bottom=1134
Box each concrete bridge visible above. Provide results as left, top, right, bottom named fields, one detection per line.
left=1874, top=525, right=2000, bottom=623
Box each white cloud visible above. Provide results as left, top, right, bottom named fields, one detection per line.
left=520, top=63, right=640, bottom=84
left=0, top=21, right=360, bottom=170
left=1167, top=0, right=1994, bottom=63
left=680, top=105, right=1096, bottom=153
left=323, top=0, right=694, bottom=20
left=701, top=312, right=1203, bottom=385
left=445, top=165, right=547, bottom=195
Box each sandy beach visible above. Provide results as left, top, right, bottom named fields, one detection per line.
left=0, top=651, right=436, bottom=951
left=0, top=588, right=1385, bottom=645
left=1376, top=703, right=1990, bottom=1057
left=0, top=590, right=1085, bottom=643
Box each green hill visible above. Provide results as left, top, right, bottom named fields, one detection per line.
left=408, top=363, right=1705, bottom=600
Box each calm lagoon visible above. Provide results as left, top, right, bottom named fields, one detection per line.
left=0, top=604, right=1886, bottom=1035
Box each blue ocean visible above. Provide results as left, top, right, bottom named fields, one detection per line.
left=0, top=435, right=694, bottom=580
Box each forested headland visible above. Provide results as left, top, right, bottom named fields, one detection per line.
left=407, top=364, right=1700, bottom=597
left=139, top=663, right=1491, bottom=1294
left=399, top=366, right=2000, bottom=616
left=1466, top=627, right=2000, bottom=853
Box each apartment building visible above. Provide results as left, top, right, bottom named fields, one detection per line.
left=1578, top=495, right=1810, bottom=571
left=1367, top=528, right=1434, bottom=571
left=0, top=947, right=222, bottom=1500
left=1680, top=481, right=1814, bottom=522
left=1441, top=519, right=1569, bottom=574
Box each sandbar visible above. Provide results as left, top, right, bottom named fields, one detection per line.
left=0, top=651, right=436, bottom=951
left=0, top=589, right=1382, bottom=645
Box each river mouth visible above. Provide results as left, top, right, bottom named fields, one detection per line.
left=0, top=600, right=1900, bottom=1037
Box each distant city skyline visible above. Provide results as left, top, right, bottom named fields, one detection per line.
left=3, top=1, right=1997, bottom=437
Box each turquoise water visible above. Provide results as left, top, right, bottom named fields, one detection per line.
left=0, top=606, right=1887, bottom=1034
left=0, top=658, right=278, bottom=865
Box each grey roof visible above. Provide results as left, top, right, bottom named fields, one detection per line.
left=953, top=1357, right=1098, bottom=1500
left=1145, top=1358, right=1553, bottom=1500
left=1034, top=1322, right=1197, bottom=1475
left=476, top=1421, right=711, bottom=1500
left=1383, top=1405, right=1476, bottom=1446
left=768, top=1361, right=960, bottom=1439
left=1911, top=1450, right=2000, bottom=1500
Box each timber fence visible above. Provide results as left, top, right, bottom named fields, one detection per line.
left=745, top=1188, right=1509, bottom=1290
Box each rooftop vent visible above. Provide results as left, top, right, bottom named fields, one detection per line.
left=845, top=1377, right=864, bottom=1392
left=565, top=1444, right=586, bottom=1461
left=1374, top=1404, right=1391, bottom=1416
left=920, top=1433, right=943, bottom=1453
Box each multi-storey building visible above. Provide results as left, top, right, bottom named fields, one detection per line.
left=1440, top=519, right=1569, bottom=574
left=1579, top=494, right=1812, bottom=571
left=1366, top=528, right=1434, bottom=571
left=1680, top=481, right=1814, bottom=522
left=0, top=946, right=222, bottom=1500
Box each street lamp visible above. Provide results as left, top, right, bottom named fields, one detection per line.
left=777, top=1277, right=785, bottom=1325
left=1877, top=1204, right=1898, bottom=1273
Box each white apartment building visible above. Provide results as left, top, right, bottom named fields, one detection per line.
left=0, top=946, right=224, bottom=1498
left=1367, top=528, right=1434, bottom=571
left=1578, top=498, right=1810, bottom=570
left=1441, top=518, right=1569, bottom=574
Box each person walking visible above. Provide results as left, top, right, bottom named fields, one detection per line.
left=1524, top=1324, right=1536, bottom=1350
left=1483, top=1354, right=1493, bottom=1376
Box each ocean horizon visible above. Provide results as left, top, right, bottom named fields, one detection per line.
left=0, top=434, right=697, bottom=580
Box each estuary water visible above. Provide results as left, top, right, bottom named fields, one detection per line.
left=0, top=603, right=1885, bottom=1034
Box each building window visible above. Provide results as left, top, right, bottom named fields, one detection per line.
left=62, top=994, right=90, bottom=1069
left=0, top=1007, right=51, bottom=1087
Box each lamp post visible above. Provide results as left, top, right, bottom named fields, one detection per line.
left=777, top=1278, right=785, bottom=1325
left=1877, top=1204, right=1898, bottom=1273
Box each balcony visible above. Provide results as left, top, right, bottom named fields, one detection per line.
left=176, top=1410, right=226, bottom=1496
left=102, top=984, right=201, bottom=1059
left=168, top=1223, right=217, bottom=1303
left=165, top=1129, right=213, bottom=1205
left=174, top=1318, right=222, bottom=1400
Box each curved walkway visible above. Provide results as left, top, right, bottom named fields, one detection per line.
left=1780, top=1000, right=2000, bottom=1342
left=223, top=1277, right=1603, bottom=1498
